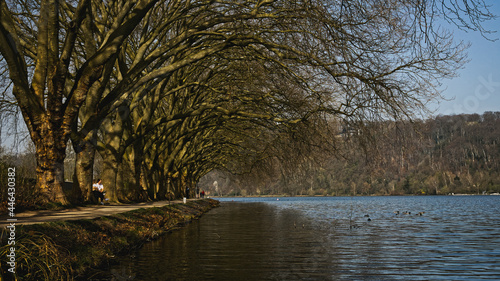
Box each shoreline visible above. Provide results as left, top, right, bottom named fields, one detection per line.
left=0, top=199, right=219, bottom=280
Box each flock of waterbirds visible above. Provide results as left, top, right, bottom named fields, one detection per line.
left=393, top=211, right=425, bottom=216
left=345, top=210, right=427, bottom=230
left=292, top=209, right=427, bottom=231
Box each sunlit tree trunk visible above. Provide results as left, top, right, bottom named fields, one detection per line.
left=33, top=125, right=69, bottom=204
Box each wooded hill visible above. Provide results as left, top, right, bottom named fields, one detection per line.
left=201, top=112, right=500, bottom=196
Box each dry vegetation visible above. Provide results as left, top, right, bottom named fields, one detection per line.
left=0, top=199, right=219, bottom=280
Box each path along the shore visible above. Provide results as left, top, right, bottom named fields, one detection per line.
left=0, top=199, right=200, bottom=227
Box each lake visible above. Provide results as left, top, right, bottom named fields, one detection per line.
left=104, top=196, right=500, bottom=280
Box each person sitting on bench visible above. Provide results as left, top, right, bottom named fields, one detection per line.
left=92, top=179, right=106, bottom=204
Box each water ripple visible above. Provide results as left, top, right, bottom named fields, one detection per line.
left=107, top=196, right=500, bottom=280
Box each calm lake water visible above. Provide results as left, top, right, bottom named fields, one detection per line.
left=104, top=196, right=500, bottom=280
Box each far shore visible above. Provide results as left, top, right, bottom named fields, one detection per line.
left=208, top=193, right=500, bottom=198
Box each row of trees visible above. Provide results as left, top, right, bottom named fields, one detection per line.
left=0, top=0, right=495, bottom=205
left=211, top=112, right=500, bottom=196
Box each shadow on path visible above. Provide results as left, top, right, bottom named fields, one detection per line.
left=0, top=199, right=199, bottom=226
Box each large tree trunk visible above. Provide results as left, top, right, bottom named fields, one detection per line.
left=166, top=174, right=174, bottom=200
left=101, top=150, right=120, bottom=203
left=157, top=169, right=167, bottom=200
left=118, top=142, right=146, bottom=201
left=116, top=153, right=141, bottom=201
left=140, top=166, right=149, bottom=200
left=99, top=109, right=127, bottom=203
left=133, top=142, right=147, bottom=201
left=73, top=140, right=96, bottom=202
left=142, top=163, right=154, bottom=199
left=33, top=131, right=69, bottom=205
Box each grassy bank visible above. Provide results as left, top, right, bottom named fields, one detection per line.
left=0, top=199, right=219, bottom=280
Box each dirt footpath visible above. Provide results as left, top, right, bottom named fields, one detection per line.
left=0, top=199, right=196, bottom=227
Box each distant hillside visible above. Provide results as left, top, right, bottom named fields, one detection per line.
left=201, top=112, right=500, bottom=196
left=347, top=112, right=500, bottom=195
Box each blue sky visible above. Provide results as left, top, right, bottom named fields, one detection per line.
left=433, top=1, right=500, bottom=116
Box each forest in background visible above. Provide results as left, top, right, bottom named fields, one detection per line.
left=199, top=112, right=500, bottom=197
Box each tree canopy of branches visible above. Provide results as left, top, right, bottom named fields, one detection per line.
left=0, top=0, right=495, bottom=204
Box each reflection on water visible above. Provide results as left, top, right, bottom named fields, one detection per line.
left=107, top=196, right=500, bottom=280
